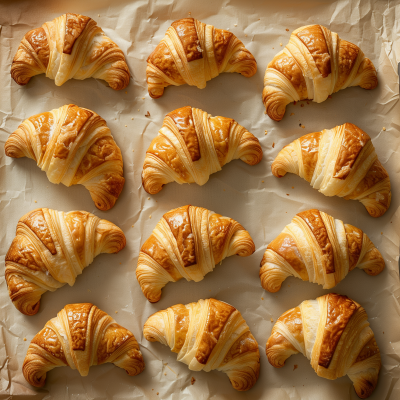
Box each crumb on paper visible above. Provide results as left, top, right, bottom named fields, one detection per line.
left=87, top=289, right=91, bottom=293
left=164, top=373, right=167, bottom=376
left=142, top=97, right=145, bottom=100
left=286, top=28, right=289, bottom=31
left=290, top=113, right=295, bottom=116
left=382, top=127, right=386, bottom=131
left=223, top=189, right=225, bottom=191
left=157, top=393, right=159, bottom=396
left=262, top=180, right=264, bottom=183
left=115, top=311, right=118, bottom=314
left=293, top=101, right=297, bottom=105
left=131, top=225, right=134, bottom=228
left=149, top=215, right=152, bottom=219
left=301, top=125, right=305, bottom=129
left=381, top=232, right=383, bottom=235
left=131, top=117, right=134, bottom=120
left=286, top=193, right=289, bottom=196
left=119, top=262, right=121, bottom=265
left=272, top=142, right=275, bottom=148
left=148, top=197, right=150, bottom=200
left=261, top=297, right=264, bottom=300
left=132, top=149, right=134, bottom=152
left=234, top=24, right=237, bottom=27
left=98, top=14, right=100, bottom=17
left=145, top=111, right=151, bottom=117
left=125, top=91, right=127, bottom=94
left=265, top=130, right=268, bottom=135
left=306, top=101, right=310, bottom=104
left=125, top=125, right=127, bottom=127
left=328, top=95, right=332, bottom=98
left=191, top=377, right=196, bottom=385
left=270, top=318, right=273, bottom=322
left=280, top=43, right=282, bottom=46
left=23, top=337, right=27, bottom=341
left=301, top=104, right=304, bottom=107
left=34, top=200, right=37, bottom=203
left=138, top=109, right=140, bottom=112
left=292, top=186, right=294, bottom=189
left=293, top=365, right=298, bottom=371
left=245, top=34, right=248, bottom=37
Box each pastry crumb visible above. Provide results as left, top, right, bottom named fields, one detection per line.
left=148, top=197, right=150, bottom=200
left=132, top=149, right=134, bottom=152
left=115, top=311, right=118, bottom=314
left=270, top=318, right=273, bottom=322
left=262, top=180, right=264, bottom=183
left=191, top=377, right=196, bottom=385
left=138, top=109, right=140, bottom=112
left=125, top=91, right=127, bottom=94
left=381, top=232, right=383, bottom=235
left=34, top=200, right=37, bottom=203
left=145, top=111, right=151, bottom=117
left=142, top=97, right=145, bottom=100
left=293, top=365, right=298, bottom=370
left=125, top=125, right=127, bottom=127
left=98, top=14, right=100, bottom=17
left=87, top=289, right=91, bottom=293
left=131, top=117, right=134, bottom=120
left=286, top=28, right=289, bottom=31
left=328, top=95, right=332, bottom=98
left=223, top=189, right=225, bottom=191
left=149, top=215, right=152, bottom=219
left=290, top=113, right=295, bottom=116
left=23, top=337, right=27, bottom=341
left=265, top=130, right=268, bottom=135
left=234, top=24, right=237, bottom=27
left=131, top=225, right=134, bottom=228
left=164, top=373, right=167, bottom=376
left=280, top=42, right=282, bottom=46
left=272, top=142, right=275, bottom=148
left=245, top=34, right=248, bottom=37
left=286, top=193, right=289, bottom=196
left=261, top=297, right=264, bottom=300
left=306, top=101, right=310, bottom=104
left=292, top=186, right=294, bottom=189
left=301, top=125, right=305, bottom=129
left=157, top=393, right=159, bottom=395
left=382, top=127, right=386, bottom=131
left=301, top=104, right=304, bottom=107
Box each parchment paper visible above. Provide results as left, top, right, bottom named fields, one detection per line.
left=0, top=0, right=399, bottom=399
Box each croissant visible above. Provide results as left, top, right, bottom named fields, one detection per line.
left=11, top=13, right=130, bottom=90
left=146, top=18, right=257, bottom=98
left=263, top=25, right=378, bottom=121
left=5, top=104, right=125, bottom=211
left=260, top=209, right=385, bottom=293
left=136, top=205, right=255, bottom=302
left=23, top=303, right=144, bottom=387
left=144, top=298, right=260, bottom=391
left=142, top=106, right=262, bottom=194
left=5, top=208, right=126, bottom=316
left=266, top=293, right=381, bottom=398
left=272, top=123, right=391, bottom=217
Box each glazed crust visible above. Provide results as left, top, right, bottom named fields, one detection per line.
left=136, top=205, right=255, bottom=303
left=11, top=13, right=130, bottom=90
left=143, top=298, right=260, bottom=391
left=142, top=106, right=262, bottom=194
left=23, top=303, right=144, bottom=387
left=266, top=293, right=381, bottom=399
left=4, top=104, right=125, bottom=211
left=260, top=209, right=385, bottom=293
left=146, top=18, right=257, bottom=98
left=5, top=208, right=126, bottom=315
left=271, top=123, right=391, bottom=217
left=263, top=24, right=378, bottom=121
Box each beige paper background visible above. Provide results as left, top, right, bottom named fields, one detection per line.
left=0, top=0, right=399, bottom=399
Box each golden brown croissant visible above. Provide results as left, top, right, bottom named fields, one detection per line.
left=136, top=205, right=255, bottom=302
left=272, top=123, right=391, bottom=217
left=5, top=208, right=125, bottom=316
left=263, top=25, right=378, bottom=121
left=142, top=106, right=262, bottom=194
left=260, top=209, right=385, bottom=293
left=144, top=298, right=260, bottom=391
left=266, top=293, right=381, bottom=399
left=23, top=303, right=144, bottom=387
left=12, top=13, right=130, bottom=90
left=5, top=104, right=125, bottom=211
left=146, top=18, right=257, bottom=98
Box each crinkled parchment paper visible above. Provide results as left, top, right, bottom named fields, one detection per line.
left=0, top=0, right=399, bottom=399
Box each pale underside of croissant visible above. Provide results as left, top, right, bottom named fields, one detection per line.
left=12, top=13, right=130, bottom=90
left=144, top=298, right=260, bottom=391
left=142, top=106, right=262, bottom=194
left=136, top=205, right=255, bottom=303
left=266, top=293, right=381, bottom=399
left=272, top=123, right=391, bottom=217
left=5, top=104, right=125, bottom=211
left=5, top=208, right=126, bottom=316
left=23, top=303, right=144, bottom=387
left=146, top=18, right=257, bottom=98
left=263, top=25, right=378, bottom=121
left=260, top=209, right=385, bottom=293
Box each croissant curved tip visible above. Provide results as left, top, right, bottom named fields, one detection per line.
left=17, top=300, right=41, bottom=316
left=148, top=85, right=165, bottom=99
left=353, top=378, right=378, bottom=399
left=259, top=268, right=282, bottom=293
left=4, top=139, right=25, bottom=158
left=357, top=58, right=378, bottom=91
left=271, top=162, right=287, bottom=178
left=11, top=65, right=32, bottom=86
left=141, top=171, right=164, bottom=194
left=262, top=87, right=288, bottom=122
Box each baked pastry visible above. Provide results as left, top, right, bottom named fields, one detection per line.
left=146, top=18, right=257, bottom=98
left=142, top=106, right=262, bottom=194
left=5, top=208, right=125, bottom=316
left=266, top=293, right=380, bottom=399
left=136, top=205, right=255, bottom=302
left=12, top=13, right=130, bottom=90
left=271, top=123, right=391, bottom=217
left=5, top=104, right=125, bottom=211
left=260, top=209, right=385, bottom=293
left=23, top=303, right=144, bottom=387
left=144, top=298, right=260, bottom=391
left=263, top=25, right=378, bottom=121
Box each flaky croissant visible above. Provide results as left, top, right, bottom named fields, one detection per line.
left=136, top=205, right=255, bottom=302
left=5, top=104, right=125, bottom=211
left=272, top=123, right=391, bottom=217
left=12, top=13, right=130, bottom=90
left=260, top=209, right=385, bottom=293
left=23, top=303, right=144, bottom=387
left=146, top=18, right=257, bottom=98
left=5, top=208, right=125, bottom=316
left=144, top=298, right=260, bottom=391
left=142, top=106, right=262, bottom=194
left=267, top=293, right=381, bottom=399
left=263, top=25, right=378, bottom=121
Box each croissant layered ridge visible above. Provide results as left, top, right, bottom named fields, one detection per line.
left=5, top=104, right=125, bottom=210
left=266, top=293, right=381, bottom=398
left=5, top=208, right=126, bottom=315
left=23, top=303, right=144, bottom=387
left=144, top=298, right=260, bottom=391
left=12, top=13, right=130, bottom=90
left=271, top=123, right=391, bottom=217
left=263, top=25, right=378, bottom=121
left=136, top=205, right=255, bottom=302
left=146, top=18, right=257, bottom=98
left=142, top=106, right=262, bottom=194
left=260, top=209, right=385, bottom=293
